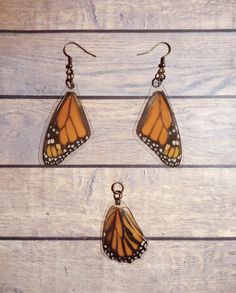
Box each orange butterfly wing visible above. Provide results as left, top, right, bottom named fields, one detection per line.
left=102, top=205, right=147, bottom=263
left=137, top=90, right=182, bottom=166
left=42, top=92, right=91, bottom=166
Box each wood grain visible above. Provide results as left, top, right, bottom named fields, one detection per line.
left=0, top=98, right=235, bottom=165
left=1, top=1, right=236, bottom=290
left=0, top=241, right=235, bottom=292
left=0, top=0, right=236, bottom=30
left=0, top=33, right=236, bottom=96
left=0, top=168, right=235, bottom=237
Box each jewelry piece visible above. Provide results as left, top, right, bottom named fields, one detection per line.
left=40, top=42, right=96, bottom=166
left=135, top=42, right=182, bottom=167
left=102, top=182, right=147, bottom=263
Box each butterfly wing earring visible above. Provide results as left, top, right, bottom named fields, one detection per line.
left=102, top=182, right=147, bottom=263
left=40, top=42, right=96, bottom=167
left=135, top=42, right=182, bottom=167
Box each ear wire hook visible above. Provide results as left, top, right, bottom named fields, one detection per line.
left=137, top=42, right=171, bottom=57
left=63, top=42, right=96, bottom=89
left=137, top=42, right=171, bottom=88
left=63, top=41, right=97, bottom=59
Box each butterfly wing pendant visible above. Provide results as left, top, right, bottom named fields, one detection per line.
left=42, top=91, right=91, bottom=166
left=102, top=204, right=147, bottom=263
left=136, top=90, right=182, bottom=167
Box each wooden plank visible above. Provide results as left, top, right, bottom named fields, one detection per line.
left=0, top=241, right=235, bottom=292
left=0, top=33, right=236, bottom=95
left=0, top=98, right=235, bottom=165
left=0, top=0, right=236, bottom=30
left=0, top=168, right=235, bottom=237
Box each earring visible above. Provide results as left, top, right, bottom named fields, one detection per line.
left=135, top=42, right=182, bottom=167
left=40, top=42, right=96, bottom=167
left=102, top=182, right=147, bottom=263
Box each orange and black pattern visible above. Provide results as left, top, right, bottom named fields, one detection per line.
left=102, top=205, right=147, bottom=263
left=42, top=91, right=90, bottom=166
left=136, top=90, right=182, bottom=167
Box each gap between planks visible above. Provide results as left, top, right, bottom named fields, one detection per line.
left=0, top=164, right=236, bottom=168
left=0, top=95, right=235, bottom=100
left=1, top=29, right=236, bottom=33
left=0, top=237, right=236, bottom=241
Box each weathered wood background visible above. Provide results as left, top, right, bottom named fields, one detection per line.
left=0, top=1, right=236, bottom=292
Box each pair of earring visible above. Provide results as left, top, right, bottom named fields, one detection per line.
left=40, top=41, right=182, bottom=167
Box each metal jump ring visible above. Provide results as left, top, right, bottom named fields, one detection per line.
left=111, top=182, right=124, bottom=194
left=152, top=78, right=161, bottom=88
left=113, top=191, right=122, bottom=201
left=111, top=182, right=124, bottom=205
left=66, top=80, right=74, bottom=89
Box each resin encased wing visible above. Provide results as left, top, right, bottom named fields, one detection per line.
left=42, top=91, right=91, bottom=166
left=102, top=204, right=147, bottom=263
left=136, top=90, right=182, bottom=167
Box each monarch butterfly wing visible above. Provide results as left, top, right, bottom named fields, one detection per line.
left=102, top=205, right=147, bottom=263
left=136, top=90, right=182, bottom=167
left=121, top=207, right=147, bottom=262
left=102, top=206, right=119, bottom=260
left=42, top=91, right=91, bottom=166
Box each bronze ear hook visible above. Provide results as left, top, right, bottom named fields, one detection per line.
left=63, top=42, right=97, bottom=89
left=137, top=42, right=171, bottom=57
left=137, top=42, right=171, bottom=87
